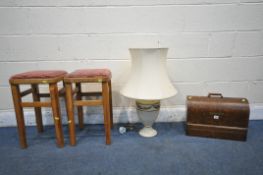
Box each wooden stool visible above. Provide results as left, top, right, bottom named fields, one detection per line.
left=9, top=70, right=67, bottom=149
left=64, top=69, right=113, bottom=146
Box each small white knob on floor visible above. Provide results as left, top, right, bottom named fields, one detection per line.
left=119, top=126, right=127, bottom=134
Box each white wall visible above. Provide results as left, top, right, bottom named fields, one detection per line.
left=0, top=0, right=263, bottom=126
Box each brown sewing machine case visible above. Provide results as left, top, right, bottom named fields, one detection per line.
left=186, top=93, right=250, bottom=141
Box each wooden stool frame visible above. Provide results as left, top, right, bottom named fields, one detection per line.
left=9, top=76, right=65, bottom=149
left=64, top=77, right=113, bottom=146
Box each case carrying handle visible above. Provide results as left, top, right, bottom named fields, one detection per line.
left=208, top=93, right=223, bottom=98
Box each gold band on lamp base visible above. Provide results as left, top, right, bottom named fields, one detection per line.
left=136, top=100, right=160, bottom=137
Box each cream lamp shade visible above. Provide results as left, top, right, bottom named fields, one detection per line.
left=121, top=48, right=177, bottom=100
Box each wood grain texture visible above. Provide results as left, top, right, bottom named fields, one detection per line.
left=65, top=79, right=112, bottom=145
left=10, top=84, right=27, bottom=148
left=49, top=83, right=64, bottom=147
left=65, top=83, right=76, bottom=146
left=31, top=84, right=44, bottom=133
left=186, top=94, right=250, bottom=141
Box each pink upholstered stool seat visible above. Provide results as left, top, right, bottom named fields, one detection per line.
left=65, top=69, right=111, bottom=81
left=10, top=70, right=67, bottom=79
left=10, top=70, right=67, bottom=84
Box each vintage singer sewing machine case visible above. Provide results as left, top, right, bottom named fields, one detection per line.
left=186, top=93, right=250, bottom=141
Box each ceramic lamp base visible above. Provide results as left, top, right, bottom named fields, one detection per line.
left=139, top=127, right=157, bottom=137
left=136, top=100, right=160, bottom=138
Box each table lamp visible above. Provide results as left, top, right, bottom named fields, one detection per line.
left=121, top=48, right=177, bottom=137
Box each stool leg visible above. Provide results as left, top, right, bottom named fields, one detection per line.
left=102, top=82, right=111, bottom=145
left=31, top=84, right=44, bottom=133
left=10, top=84, right=27, bottom=149
left=108, top=80, right=113, bottom=129
left=62, top=81, right=68, bottom=122
left=76, top=83, right=84, bottom=129
left=65, top=83, right=76, bottom=146
left=49, top=83, right=64, bottom=148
